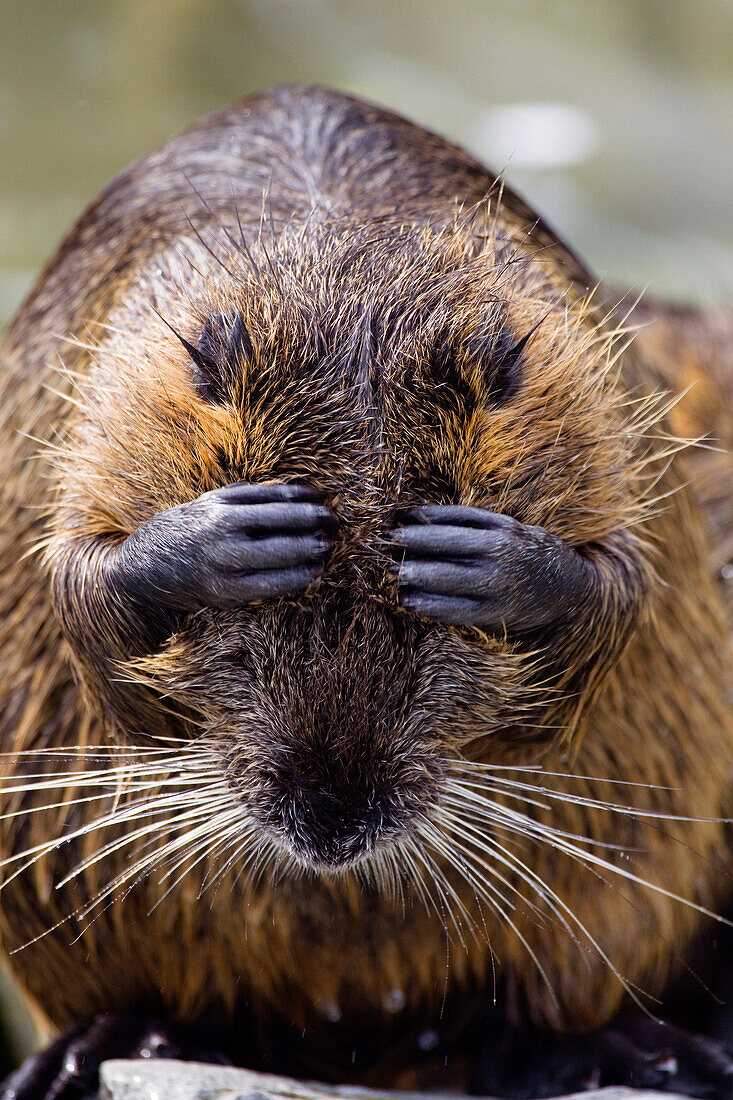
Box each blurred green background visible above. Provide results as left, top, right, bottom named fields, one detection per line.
left=1, top=0, right=733, bottom=333
left=0, top=0, right=731, bottom=1075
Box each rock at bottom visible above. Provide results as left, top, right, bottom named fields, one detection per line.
left=97, top=1059, right=692, bottom=1100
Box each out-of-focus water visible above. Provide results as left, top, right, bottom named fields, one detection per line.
left=1, top=0, right=732, bottom=328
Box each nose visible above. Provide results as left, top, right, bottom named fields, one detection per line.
left=292, top=795, right=383, bottom=868
left=259, top=765, right=395, bottom=869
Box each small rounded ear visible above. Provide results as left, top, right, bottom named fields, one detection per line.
left=466, top=319, right=532, bottom=409
left=190, top=311, right=252, bottom=405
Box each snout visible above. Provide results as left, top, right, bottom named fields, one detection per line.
left=220, top=596, right=445, bottom=872
left=254, top=770, right=402, bottom=869
left=239, top=701, right=440, bottom=872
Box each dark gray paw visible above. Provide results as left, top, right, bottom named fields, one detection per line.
left=111, top=482, right=335, bottom=611
left=390, top=505, right=592, bottom=632
left=473, top=1017, right=733, bottom=1099
left=0, top=1012, right=230, bottom=1100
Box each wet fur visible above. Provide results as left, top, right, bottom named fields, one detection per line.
left=0, top=85, right=731, bottom=1089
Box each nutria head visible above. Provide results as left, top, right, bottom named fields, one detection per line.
left=52, top=211, right=641, bottom=875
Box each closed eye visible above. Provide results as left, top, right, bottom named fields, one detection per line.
left=188, top=310, right=252, bottom=405
left=431, top=317, right=532, bottom=413
left=468, top=320, right=535, bottom=409
left=483, top=325, right=534, bottom=408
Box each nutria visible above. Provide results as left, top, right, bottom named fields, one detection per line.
left=0, top=84, right=731, bottom=1100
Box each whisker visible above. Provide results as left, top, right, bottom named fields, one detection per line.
left=446, top=780, right=733, bottom=925
left=442, top=787, right=634, bottom=853
left=443, top=810, right=640, bottom=1008
left=446, top=758, right=678, bottom=791
left=53, top=800, right=225, bottom=890
left=449, top=768, right=725, bottom=824
left=414, top=823, right=482, bottom=947
left=422, top=814, right=560, bottom=1006
left=148, top=815, right=251, bottom=913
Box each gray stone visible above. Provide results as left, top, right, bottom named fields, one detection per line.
left=97, top=1059, right=690, bottom=1100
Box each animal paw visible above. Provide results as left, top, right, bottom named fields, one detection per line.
left=390, top=504, right=591, bottom=633
left=110, top=481, right=335, bottom=611
left=473, top=1017, right=733, bottom=1099
left=0, top=1012, right=230, bottom=1100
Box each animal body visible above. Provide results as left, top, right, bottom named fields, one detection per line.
left=0, top=85, right=731, bottom=1099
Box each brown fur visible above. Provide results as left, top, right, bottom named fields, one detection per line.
left=0, top=85, right=731, bottom=1088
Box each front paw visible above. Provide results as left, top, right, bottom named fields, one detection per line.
left=0, top=1012, right=229, bottom=1100
left=473, top=1018, right=733, bottom=1099
left=389, top=505, right=591, bottom=632
left=112, top=482, right=335, bottom=611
